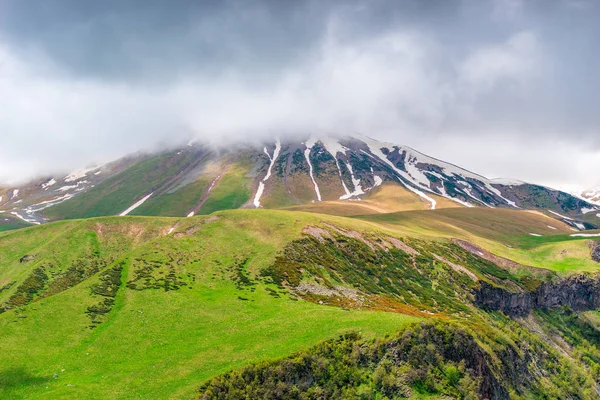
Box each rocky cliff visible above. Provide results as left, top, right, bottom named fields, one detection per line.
left=475, top=275, right=600, bottom=316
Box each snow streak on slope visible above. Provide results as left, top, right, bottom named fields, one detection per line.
left=340, top=162, right=365, bottom=200
left=548, top=210, right=573, bottom=220
left=120, top=193, right=153, bottom=216
left=253, top=139, right=281, bottom=208
left=320, top=138, right=352, bottom=198
left=304, top=138, right=322, bottom=202
left=360, top=138, right=437, bottom=210
left=24, top=194, right=74, bottom=215
left=571, top=233, right=600, bottom=238
left=42, top=179, right=56, bottom=189
left=64, top=164, right=105, bottom=182
left=400, top=146, right=518, bottom=208
left=10, top=211, right=39, bottom=225
left=357, top=135, right=525, bottom=209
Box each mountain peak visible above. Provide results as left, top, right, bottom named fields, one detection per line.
left=0, top=134, right=598, bottom=230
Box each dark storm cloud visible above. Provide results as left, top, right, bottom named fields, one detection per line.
left=0, top=0, right=331, bottom=82
left=0, top=0, right=598, bottom=189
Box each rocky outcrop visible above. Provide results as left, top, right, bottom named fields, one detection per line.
left=475, top=283, right=534, bottom=316
left=590, top=241, right=600, bottom=263
left=475, top=275, right=600, bottom=316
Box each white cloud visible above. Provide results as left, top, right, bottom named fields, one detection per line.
left=0, top=17, right=596, bottom=192
left=459, top=31, right=539, bottom=92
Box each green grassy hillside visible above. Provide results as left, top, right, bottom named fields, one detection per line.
left=356, top=208, right=600, bottom=274
left=1, top=207, right=600, bottom=398
left=0, top=212, right=420, bottom=399
left=41, top=152, right=197, bottom=220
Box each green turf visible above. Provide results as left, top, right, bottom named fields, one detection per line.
left=197, top=164, right=252, bottom=215
left=131, top=177, right=211, bottom=217
left=2, top=206, right=600, bottom=398
left=0, top=212, right=420, bottom=399
left=42, top=152, right=199, bottom=220
left=355, top=208, right=600, bottom=274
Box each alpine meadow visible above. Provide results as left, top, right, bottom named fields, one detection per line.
left=2, top=1, right=600, bottom=399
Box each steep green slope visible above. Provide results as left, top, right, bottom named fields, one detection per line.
left=199, top=313, right=600, bottom=399
left=0, top=212, right=420, bottom=399
left=194, top=163, right=253, bottom=215
left=2, top=208, right=600, bottom=399
left=42, top=150, right=207, bottom=220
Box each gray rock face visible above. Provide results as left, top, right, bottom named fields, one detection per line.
left=475, top=275, right=600, bottom=316
left=590, top=241, right=600, bottom=263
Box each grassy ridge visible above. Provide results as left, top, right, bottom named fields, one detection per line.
left=356, top=208, right=600, bottom=273
left=0, top=211, right=420, bottom=399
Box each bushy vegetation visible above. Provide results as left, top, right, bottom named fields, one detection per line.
left=199, top=318, right=600, bottom=399
left=87, top=262, right=124, bottom=328
left=261, top=230, right=533, bottom=315
left=199, top=323, right=490, bottom=399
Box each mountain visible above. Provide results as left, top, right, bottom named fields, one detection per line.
left=1, top=135, right=597, bottom=230
left=2, top=135, right=600, bottom=398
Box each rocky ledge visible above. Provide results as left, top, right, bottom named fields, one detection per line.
left=475, top=274, right=600, bottom=316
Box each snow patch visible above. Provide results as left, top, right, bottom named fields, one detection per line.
left=528, top=233, right=543, bottom=237
left=119, top=193, right=153, bottom=216
left=64, top=166, right=99, bottom=182
left=570, top=233, right=600, bottom=238
left=25, top=193, right=74, bottom=213
left=581, top=207, right=596, bottom=214
left=11, top=189, right=19, bottom=199
left=303, top=138, right=322, bottom=202
left=373, top=175, right=383, bottom=187
left=440, top=184, right=474, bottom=208
left=253, top=139, right=281, bottom=207
left=56, top=180, right=88, bottom=192
left=339, top=162, right=364, bottom=200
left=547, top=210, right=574, bottom=220
left=42, top=178, right=56, bottom=189
left=485, top=184, right=518, bottom=208
left=547, top=225, right=557, bottom=230
left=360, top=140, right=436, bottom=210
left=10, top=211, right=40, bottom=225
left=187, top=211, right=195, bottom=217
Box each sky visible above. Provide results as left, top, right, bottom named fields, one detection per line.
left=0, top=0, right=598, bottom=191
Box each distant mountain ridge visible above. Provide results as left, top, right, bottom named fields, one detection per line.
left=0, top=135, right=597, bottom=229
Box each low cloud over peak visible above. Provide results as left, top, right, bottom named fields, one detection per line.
left=0, top=0, right=598, bottom=189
